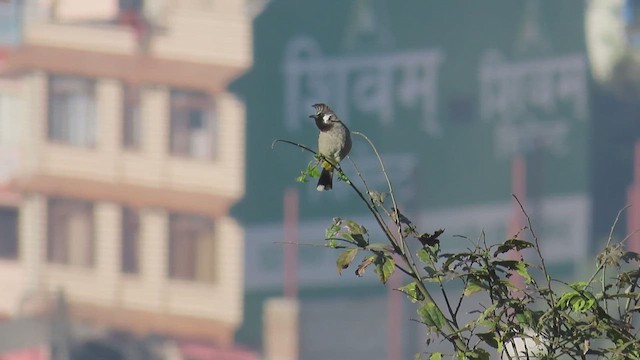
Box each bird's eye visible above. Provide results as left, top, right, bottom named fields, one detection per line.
left=322, top=114, right=332, bottom=122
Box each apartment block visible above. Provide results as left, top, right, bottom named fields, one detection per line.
left=0, top=0, right=251, bottom=355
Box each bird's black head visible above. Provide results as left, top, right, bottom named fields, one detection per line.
left=309, top=103, right=336, bottom=131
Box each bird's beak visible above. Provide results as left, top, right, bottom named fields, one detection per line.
left=309, top=115, right=315, bottom=119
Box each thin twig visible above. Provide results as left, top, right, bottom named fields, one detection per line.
left=585, top=206, right=629, bottom=288
left=274, top=136, right=469, bottom=353
left=346, top=156, right=397, bottom=221
left=513, top=195, right=552, bottom=294
left=352, top=131, right=401, bottom=230
left=351, top=133, right=468, bottom=351
left=352, top=132, right=409, bottom=252
left=346, top=156, right=373, bottom=201
left=274, top=241, right=330, bottom=247
left=394, top=264, right=413, bottom=277
left=607, top=206, right=630, bottom=247
left=272, top=139, right=316, bottom=154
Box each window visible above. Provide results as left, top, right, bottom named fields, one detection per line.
left=47, top=198, right=94, bottom=267
left=0, top=207, right=18, bottom=259
left=169, top=90, right=217, bottom=160
left=168, top=213, right=216, bottom=282
left=121, top=207, right=140, bottom=274
left=48, top=75, right=97, bottom=147
left=0, top=1, right=20, bottom=46
left=122, top=85, right=141, bottom=149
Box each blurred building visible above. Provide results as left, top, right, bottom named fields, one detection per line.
left=0, top=0, right=254, bottom=358
left=587, top=0, right=640, bottom=253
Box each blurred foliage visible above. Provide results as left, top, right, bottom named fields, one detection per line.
left=281, top=132, right=640, bottom=359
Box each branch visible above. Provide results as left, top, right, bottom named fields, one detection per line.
left=272, top=139, right=317, bottom=154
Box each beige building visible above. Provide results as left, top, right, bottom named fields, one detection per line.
left=0, top=0, right=251, bottom=350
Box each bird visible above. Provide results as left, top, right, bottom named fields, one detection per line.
left=309, top=103, right=352, bottom=191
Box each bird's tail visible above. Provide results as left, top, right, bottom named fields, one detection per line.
left=317, top=168, right=333, bottom=191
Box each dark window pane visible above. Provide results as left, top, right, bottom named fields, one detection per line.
left=0, top=207, right=18, bottom=259
left=188, top=109, right=204, bottom=129
left=122, top=85, right=141, bottom=149
left=168, top=213, right=216, bottom=282
left=169, top=89, right=217, bottom=160
left=47, top=198, right=95, bottom=267
left=47, top=75, right=97, bottom=147
left=119, top=0, right=144, bottom=12
left=121, top=207, right=140, bottom=274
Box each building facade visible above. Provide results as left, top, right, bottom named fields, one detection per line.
left=0, top=0, right=251, bottom=356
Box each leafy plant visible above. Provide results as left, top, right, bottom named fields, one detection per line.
left=273, top=134, right=640, bottom=359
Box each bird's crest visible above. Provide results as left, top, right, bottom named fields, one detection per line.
left=312, top=103, right=335, bottom=117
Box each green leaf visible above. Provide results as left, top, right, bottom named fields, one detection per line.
left=417, top=248, right=434, bottom=264
left=337, top=171, right=349, bottom=183
left=492, top=259, right=520, bottom=270
left=336, top=248, right=358, bottom=275
left=572, top=298, right=586, bottom=313
left=515, top=309, right=538, bottom=328
left=343, top=220, right=369, bottom=247
left=476, top=304, right=497, bottom=327
left=348, top=233, right=368, bottom=247
left=309, top=164, right=320, bottom=178
left=367, top=243, right=392, bottom=253
left=422, top=266, right=441, bottom=282
left=558, top=291, right=579, bottom=309
left=368, top=191, right=387, bottom=205
left=295, top=161, right=321, bottom=182
left=416, top=229, right=444, bottom=247
left=493, top=238, right=534, bottom=256
left=295, top=172, right=308, bottom=183
left=467, top=348, right=490, bottom=360
left=355, top=255, right=376, bottom=277
left=397, top=282, right=425, bottom=303
left=325, top=238, right=338, bottom=248
left=477, top=332, right=500, bottom=349
left=429, top=352, right=442, bottom=360
left=375, top=255, right=396, bottom=284
left=464, top=278, right=488, bottom=296
left=325, top=218, right=341, bottom=240
left=557, top=290, right=596, bottom=313
left=417, top=302, right=446, bottom=330
left=622, top=251, right=640, bottom=263
left=390, top=207, right=413, bottom=226
left=515, top=261, right=532, bottom=284
left=569, top=281, right=588, bottom=291
left=442, top=252, right=481, bottom=271
left=344, top=219, right=367, bottom=235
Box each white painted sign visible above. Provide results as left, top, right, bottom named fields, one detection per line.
left=283, top=35, right=443, bottom=135
left=479, top=51, right=588, bottom=159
